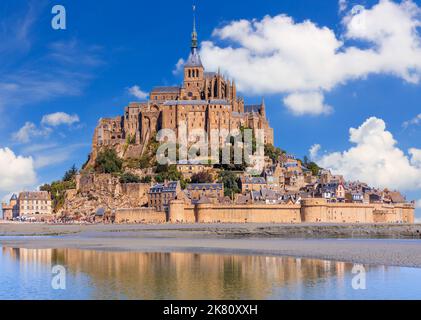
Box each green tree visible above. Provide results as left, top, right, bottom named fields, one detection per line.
left=155, top=164, right=188, bottom=189
left=190, top=172, right=214, bottom=184
left=94, top=149, right=123, bottom=174
left=218, top=171, right=241, bottom=197
left=155, top=164, right=182, bottom=182
left=63, top=164, right=78, bottom=182
left=141, top=176, right=152, bottom=183
left=40, top=180, right=76, bottom=212
left=119, top=172, right=141, bottom=184
left=307, top=162, right=322, bottom=176
left=265, top=144, right=282, bottom=163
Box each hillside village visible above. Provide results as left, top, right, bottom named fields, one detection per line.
left=2, top=12, right=415, bottom=224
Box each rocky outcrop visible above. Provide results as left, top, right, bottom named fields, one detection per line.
left=59, top=173, right=150, bottom=219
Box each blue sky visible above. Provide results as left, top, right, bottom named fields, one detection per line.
left=1, top=0, right=421, bottom=218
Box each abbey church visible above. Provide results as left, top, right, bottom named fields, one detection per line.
left=90, top=12, right=274, bottom=162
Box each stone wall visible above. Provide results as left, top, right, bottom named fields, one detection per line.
left=168, top=201, right=301, bottom=223
left=115, top=208, right=166, bottom=224
left=163, top=198, right=415, bottom=224
left=300, top=199, right=375, bottom=223
left=195, top=203, right=301, bottom=224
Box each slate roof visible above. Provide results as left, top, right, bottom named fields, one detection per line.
left=187, top=183, right=223, bottom=191
left=163, top=99, right=231, bottom=106
left=204, top=72, right=217, bottom=78
left=163, top=100, right=207, bottom=106
left=209, top=99, right=231, bottom=105
left=149, top=182, right=179, bottom=194
left=19, top=191, right=50, bottom=201
left=185, top=48, right=203, bottom=68
left=151, top=86, right=180, bottom=93
left=244, top=105, right=262, bottom=114
left=241, top=177, right=266, bottom=184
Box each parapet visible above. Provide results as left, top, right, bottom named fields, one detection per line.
left=301, top=198, right=328, bottom=206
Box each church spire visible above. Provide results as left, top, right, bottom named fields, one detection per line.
left=184, top=3, right=203, bottom=68
left=191, top=5, right=198, bottom=50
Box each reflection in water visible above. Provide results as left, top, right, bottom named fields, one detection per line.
left=1, top=247, right=419, bottom=300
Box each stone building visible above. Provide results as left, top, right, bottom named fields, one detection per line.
left=17, top=191, right=53, bottom=218
left=148, top=181, right=181, bottom=212
left=239, top=177, right=267, bottom=193
left=186, top=183, right=224, bottom=202
left=176, top=161, right=214, bottom=180
left=89, top=12, right=274, bottom=164
left=1, top=194, right=19, bottom=220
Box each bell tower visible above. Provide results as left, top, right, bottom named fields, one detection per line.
left=183, top=5, right=205, bottom=100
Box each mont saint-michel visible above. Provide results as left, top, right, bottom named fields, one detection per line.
left=1, top=10, right=415, bottom=225
left=3, top=1, right=421, bottom=303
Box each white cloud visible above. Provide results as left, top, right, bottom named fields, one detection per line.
left=416, top=199, right=421, bottom=208
left=13, top=112, right=80, bottom=144
left=12, top=122, right=51, bottom=143
left=409, top=148, right=421, bottom=166
left=128, top=85, right=148, bottom=100
left=200, top=0, right=421, bottom=115
left=41, top=112, right=80, bottom=127
left=309, top=144, right=321, bottom=160
left=283, top=92, right=332, bottom=116
left=403, top=113, right=421, bottom=128
left=173, top=58, right=185, bottom=75
left=339, top=0, right=348, bottom=13
left=312, top=117, right=421, bottom=191
left=0, top=148, right=36, bottom=194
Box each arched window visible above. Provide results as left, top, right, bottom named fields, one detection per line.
left=188, top=70, right=191, bottom=78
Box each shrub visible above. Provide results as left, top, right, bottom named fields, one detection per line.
left=218, top=171, right=241, bottom=197
left=264, top=144, right=283, bottom=163
left=141, top=176, right=152, bottom=183
left=119, top=172, right=141, bottom=184
left=95, top=149, right=123, bottom=174
left=190, top=172, right=214, bottom=184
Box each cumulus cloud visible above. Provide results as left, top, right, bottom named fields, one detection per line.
left=0, top=148, right=36, bottom=194
left=283, top=92, right=332, bottom=116
left=312, top=117, right=421, bottom=191
left=128, top=85, right=148, bottom=100
left=309, top=144, right=321, bottom=160
left=12, top=122, right=51, bottom=143
left=410, top=148, right=421, bottom=166
left=173, top=58, right=185, bottom=75
left=199, top=0, right=421, bottom=115
left=41, top=112, right=80, bottom=127
left=13, top=112, right=79, bottom=143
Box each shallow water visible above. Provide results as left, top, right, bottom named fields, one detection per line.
left=0, top=247, right=420, bottom=300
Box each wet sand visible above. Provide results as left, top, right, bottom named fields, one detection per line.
left=1, top=222, right=421, bottom=268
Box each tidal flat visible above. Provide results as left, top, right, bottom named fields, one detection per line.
left=1, top=223, right=421, bottom=268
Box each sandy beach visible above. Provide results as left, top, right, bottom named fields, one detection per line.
left=1, top=222, right=421, bottom=268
